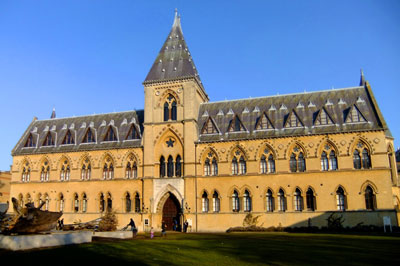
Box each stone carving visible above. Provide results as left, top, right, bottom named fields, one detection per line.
left=0, top=198, right=62, bottom=234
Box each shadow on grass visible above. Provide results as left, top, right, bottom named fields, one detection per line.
left=1, top=233, right=400, bottom=265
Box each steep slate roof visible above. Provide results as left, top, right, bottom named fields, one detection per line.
left=144, top=10, right=202, bottom=84
left=12, top=110, right=144, bottom=156
left=197, top=84, right=391, bottom=143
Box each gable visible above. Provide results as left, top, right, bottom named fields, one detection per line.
left=314, top=108, right=334, bottom=126
left=284, top=110, right=303, bottom=128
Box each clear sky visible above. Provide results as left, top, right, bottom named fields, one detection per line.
left=0, top=0, right=399, bottom=170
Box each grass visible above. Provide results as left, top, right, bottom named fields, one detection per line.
left=1, top=232, right=400, bottom=265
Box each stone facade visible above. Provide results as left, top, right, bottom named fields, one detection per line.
left=8, top=12, right=399, bottom=232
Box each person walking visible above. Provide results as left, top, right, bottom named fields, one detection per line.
left=150, top=227, right=154, bottom=239
left=161, top=221, right=167, bottom=237
left=127, top=218, right=137, bottom=238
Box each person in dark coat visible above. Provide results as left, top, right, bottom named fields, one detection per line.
left=127, top=218, right=137, bottom=237
left=161, top=221, right=167, bottom=237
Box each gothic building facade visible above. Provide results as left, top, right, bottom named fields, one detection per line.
left=9, top=12, right=399, bottom=232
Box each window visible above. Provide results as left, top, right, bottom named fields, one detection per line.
left=294, top=188, right=303, bottom=211
left=353, top=143, right=371, bottom=169
left=44, top=194, right=49, bottom=211
left=126, top=155, right=138, bottom=179
left=60, top=160, right=70, bottom=181
left=298, top=153, right=306, bottom=172
left=99, top=193, right=105, bottom=212
left=243, top=190, right=251, bottom=212
left=232, top=157, right=238, bottom=175
left=290, top=146, right=306, bottom=173
left=59, top=194, right=64, bottom=212
left=81, top=159, right=91, bottom=180
left=285, top=111, right=303, bottom=128
left=314, top=108, right=334, bottom=126
left=74, top=193, right=79, bottom=213
left=175, top=155, right=182, bottom=177
left=255, top=113, right=274, bottom=130
left=329, top=150, right=338, bottom=170
left=260, top=148, right=275, bottom=174
left=228, top=115, right=246, bottom=132
left=266, top=189, right=274, bottom=212
left=336, top=187, right=346, bottom=211
left=82, top=194, right=88, bottom=213
left=321, top=151, right=329, bottom=171
left=125, top=193, right=131, bottom=212
left=268, top=154, right=276, bottom=173
left=365, top=185, right=376, bottom=210
left=345, top=105, right=366, bottom=123
left=106, top=193, right=112, bottom=212
left=278, top=189, right=286, bottom=212
left=43, top=132, right=55, bottom=146
left=290, top=153, right=297, bottom=172
left=204, top=158, right=211, bottom=176
left=239, top=156, right=246, bottom=174
left=201, top=117, right=218, bottom=134
left=260, top=155, right=267, bottom=174
left=40, top=162, right=50, bottom=182
left=213, top=191, right=220, bottom=212
left=167, top=155, right=174, bottom=177
left=160, top=156, right=166, bottom=177
left=163, top=94, right=177, bottom=121
left=232, top=190, right=240, bottom=212
left=202, top=191, right=209, bottom=212
left=62, top=130, right=74, bottom=145
left=126, top=124, right=140, bottom=140
left=135, top=193, right=141, bottom=213
left=25, top=134, right=35, bottom=147
left=21, top=164, right=31, bottom=182
left=104, top=126, right=117, bottom=142
left=212, top=158, right=218, bottom=176
left=82, top=128, right=95, bottom=143
left=306, top=188, right=316, bottom=211
left=103, top=159, right=114, bottom=180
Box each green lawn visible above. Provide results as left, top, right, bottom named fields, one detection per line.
left=1, top=232, right=400, bottom=265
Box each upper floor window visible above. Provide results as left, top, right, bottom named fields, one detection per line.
left=353, top=142, right=371, bottom=169
left=228, top=115, right=246, bottom=132
left=255, top=112, right=274, bottom=130
left=62, top=130, right=74, bottom=145
left=126, top=124, right=140, bottom=140
left=103, top=157, right=114, bottom=180
left=163, top=94, right=177, bottom=121
left=290, top=146, right=306, bottom=172
left=104, top=126, right=117, bottom=142
left=21, top=163, right=31, bottom=182
left=160, top=156, right=166, bottom=177
left=40, top=161, right=50, bottom=182
left=231, top=149, right=246, bottom=175
left=201, top=117, right=219, bottom=134
left=81, top=159, right=91, bottom=180
left=260, top=148, right=275, bottom=174
left=345, top=105, right=367, bottom=123
left=82, top=128, right=96, bottom=143
left=60, top=160, right=70, bottom=181
left=365, top=185, right=376, bottom=210
left=43, top=132, right=55, bottom=146
left=314, top=108, right=334, bottom=126
left=284, top=110, right=304, bottom=128
left=126, top=154, right=138, bottom=179
left=25, top=134, right=35, bottom=147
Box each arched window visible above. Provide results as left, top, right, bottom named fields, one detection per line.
left=365, top=185, right=376, bottom=210
left=126, top=162, right=132, bottom=179
left=103, top=164, right=108, bottom=179
left=40, top=162, right=50, bottom=182
left=354, top=142, right=371, bottom=169
left=213, top=191, right=220, bottom=212
left=125, top=193, right=131, bottom=212
left=243, top=190, right=251, bottom=212
left=212, top=158, right=218, bottom=176
left=135, top=193, right=141, bottom=213
left=268, top=154, right=275, bottom=173
left=99, top=193, right=105, bottom=212
left=329, top=150, right=338, bottom=170
left=74, top=193, right=79, bottom=213
left=160, top=156, right=166, bottom=177
left=362, top=148, right=371, bottom=169
left=204, top=158, right=211, bottom=176
left=336, top=187, right=346, bottom=211
left=232, top=190, right=240, bottom=212
left=59, top=193, right=64, bottom=212
left=306, top=188, right=316, bottom=211
left=125, top=155, right=138, bottom=179
left=266, top=189, right=274, bottom=212
left=290, top=153, right=297, bottom=172
left=82, top=193, right=88, bottom=213
left=60, top=160, right=70, bottom=181
left=103, top=157, right=114, bottom=180
left=278, top=189, right=286, bottom=212
left=294, top=188, right=303, bottom=211
left=18, top=194, right=24, bottom=208
left=298, top=153, right=306, bottom=172
left=81, top=159, right=91, bottom=180
left=353, top=150, right=361, bottom=169
left=106, top=193, right=112, bottom=212
left=163, top=94, right=178, bottom=121
left=104, top=126, right=117, bottom=142
left=239, top=156, right=247, bottom=174
left=44, top=194, right=50, bottom=211
left=321, top=151, right=329, bottom=171
left=260, top=155, right=267, bottom=174
left=22, top=164, right=31, bottom=182
left=175, top=155, right=182, bottom=177
left=202, top=191, right=209, bottom=212
left=232, top=157, right=238, bottom=175
left=167, top=155, right=174, bottom=177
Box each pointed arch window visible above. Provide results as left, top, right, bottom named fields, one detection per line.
left=201, top=117, right=219, bottom=134
left=43, top=132, right=55, bottom=146
left=44, top=194, right=50, bottom=211
left=22, top=165, right=31, bottom=182
left=204, top=158, right=211, bottom=176
left=260, top=155, right=267, bottom=174
left=175, top=155, right=182, bottom=177
left=99, top=193, right=105, bottom=212
left=163, top=94, right=177, bottom=121
left=167, top=155, right=174, bottom=177
left=62, top=130, right=74, bottom=145
left=125, top=193, right=132, bottom=213
left=106, top=193, right=112, bottom=212
left=306, top=188, right=316, bottom=211
left=362, top=148, right=371, bottom=169
left=321, top=151, right=329, bottom=171
left=59, top=193, right=64, bottom=212
left=202, top=191, right=209, bottom=212
left=212, top=158, right=218, bottom=176
left=365, top=185, right=376, bottom=210
left=232, top=157, right=238, bottom=175
left=82, top=193, right=88, bottom=213
left=353, top=143, right=371, bottom=169
left=126, top=124, right=140, bottom=140
left=294, top=188, right=303, bottom=211
left=290, top=153, right=297, bottom=172
left=74, top=193, right=79, bottom=213
left=60, top=160, right=70, bottom=181
left=25, top=134, right=35, bottom=147
left=243, top=190, right=252, bottom=212
left=290, top=146, right=306, bottom=173
left=260, top=148, right=275, bottom=174
left=255, top=113, right=274, bottom=130
left=81, top=160, right=91, bottom=180
left=126, top=155, right=138, bottom=179
left=353, top=150, right=361, bottom=169
left=104, top=127, right=117, bottom=142
left=232, top=149, right=246, bottom=175
left=40, top=162, right=50, bottom=182
left=336, top=187, right=346, bottom=211
left=228, top=115, right=246, bottom=132
left=103, top=158, right=114, bottom=180
left=266, top=189, right=274, bottom=212
left=213, top=191, right=220, bottom=212
left=82, top=128, right=95, bottom=143
left=160, top=156, right=166, bottom=177
left=239, top=156, right=247, bottom=175
left=134, top=192, right=141, bottom=213
left=232, top=190, right=240, bottom=212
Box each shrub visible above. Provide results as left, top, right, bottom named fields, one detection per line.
left=98, top=210, right=118, bottom=231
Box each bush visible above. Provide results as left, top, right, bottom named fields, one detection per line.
left=98, top=210, right=118, bottom=232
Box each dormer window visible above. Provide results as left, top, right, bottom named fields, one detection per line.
left=255, top=112, right=274, bottom=130
left=104, top=126, right=117, bottom=142
left=201, top=117, right=219, bottom=134
left=82, top=128, right=95, bottom=143
left=228, top=115, right=246, bottom=132
left=62, top=130, right=74, bottom=145
left=126, top=124, right=140, bottom=140
left=163, top=94, right=177, bottom=121
left=25, top=134, right=35, bottom=147
left=345, top=105, right=367, bottom=123
left=43, top=132, right=54, bottom=146
left=284, top=110, right=303, bottom=128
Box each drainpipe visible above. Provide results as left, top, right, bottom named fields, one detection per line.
left=195, top=142, right=198, bottom=232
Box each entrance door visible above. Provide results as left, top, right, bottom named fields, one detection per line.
left=162, top=193, right=181, bottom=231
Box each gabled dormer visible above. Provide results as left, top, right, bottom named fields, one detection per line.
left=201, top=117, right=219, bottom=135
left=255, top=112, right=274, bottom=130
left=345, top=105, right=367, bottom=123
left=62, top=130, right=75, bottom=145
left=228, top=115, right=246, bottom=132
left=284, top=110, right=304, bottom=128
left=314, top=108, right=334, bottom=126
left=82, top=128, right=96, bottom=143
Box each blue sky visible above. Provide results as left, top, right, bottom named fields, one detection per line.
left=0, top=0, right=399, bottom=170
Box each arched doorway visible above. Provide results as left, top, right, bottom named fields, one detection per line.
left=162, top=193, right=181, bottom=231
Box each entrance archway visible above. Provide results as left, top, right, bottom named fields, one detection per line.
left=162, top=193, right=181, bottom=231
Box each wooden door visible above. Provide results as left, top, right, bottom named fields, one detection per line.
left=162, top=195, right=180, bottom=231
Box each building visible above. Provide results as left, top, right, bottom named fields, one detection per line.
left=0, top=171, right=11, bottom=204
left=9, top=11, right=399, bottom=232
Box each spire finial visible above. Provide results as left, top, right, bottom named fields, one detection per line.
left=172, top=8, right=180, bottom=28
left=50, top=107, right=56, bottom=119
left=359, top=68, right=366, bottom=86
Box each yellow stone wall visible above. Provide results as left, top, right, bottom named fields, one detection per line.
left=0, top=171, right=11, bottom=203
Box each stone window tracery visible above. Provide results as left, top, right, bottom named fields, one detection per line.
left=353, top=142, right=371, bottom=169
left=163, top=94, right=177, bottom=121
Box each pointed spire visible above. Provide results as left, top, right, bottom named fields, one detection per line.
left=359, top=69, right=366, bottom=86
left=144, top=9, right=201, bottom=84
left=50, top=108, right=56, bottom=119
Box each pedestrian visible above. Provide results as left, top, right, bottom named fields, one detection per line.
left=150, top=227, right=154, bottom=239
left=127, top=218, right=137, bottom=238
left=183, top=220, right=188, bottom=233
left=173, top=218, right=177, bottom=231
left=161, top=221, right=167, bottom=237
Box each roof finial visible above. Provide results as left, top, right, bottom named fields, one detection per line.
left=172, top=8, right=180, bottom=28
left=50, top=107, right=56, bottom=119
left=360, top=68, right=366, bottom=86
